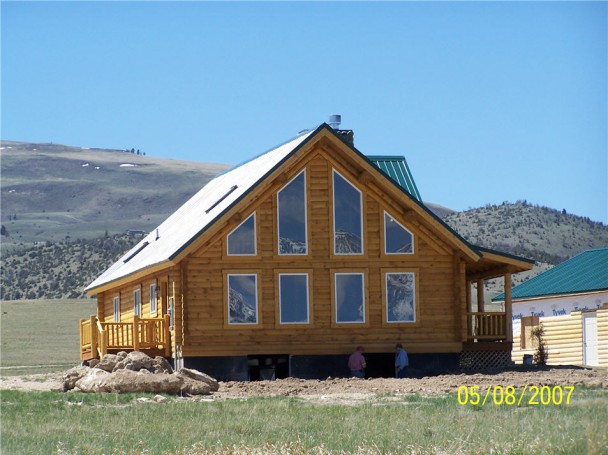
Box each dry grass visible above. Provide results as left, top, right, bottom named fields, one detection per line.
left=0, top=299, right=95, bottom=373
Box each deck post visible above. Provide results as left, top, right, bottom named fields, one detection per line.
left=79, top=319, right=85, bottom=360
left=504, top=273, right=513, bottom=342
left=164, top=314, right=171, bottom=357
left=90, top=315, right=98, bottom=359
left=133, top=315, right=140, bottom=351
left=476, top=279, right=485, bottom=312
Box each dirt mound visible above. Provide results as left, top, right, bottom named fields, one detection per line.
left=2, top=367, right=606, bottom=402
left=215, top=367, right=607, bottom=400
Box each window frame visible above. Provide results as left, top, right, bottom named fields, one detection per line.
left=133, top=288, right=141, bottom=318
left=277, top=169, right=308, bottom=256
left=276, top=271, right=311, bottom=326
left=226, top=212, right=257, bottom=257
left=331, top=270, right=368, bottom=327
left=113, top=296, right=120, bottom=322
left=332, top=169, right=364, bottom=256
left=225, top=272, right=261, bottom=326
left=520, top=315, right=540, bottom=349
left=383, top=211, right=414, bottom=255
left=150, top=284, right=157, bottom=316
left=381, top=269, right=420, bottom=326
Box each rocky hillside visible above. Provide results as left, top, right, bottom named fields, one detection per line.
left=444, top=201, right=608, bottom=264
left=0, top=234, right=139, bottom=300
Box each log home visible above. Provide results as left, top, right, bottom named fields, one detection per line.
left=82, top=122, right=534, bottom=379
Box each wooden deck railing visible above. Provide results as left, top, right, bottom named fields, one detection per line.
left=80, top=315, right=171, bottom=360
left=467, top=312, right=507, bottom=341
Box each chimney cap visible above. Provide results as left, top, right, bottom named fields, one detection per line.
left=327, top=114, right=341, bottom=130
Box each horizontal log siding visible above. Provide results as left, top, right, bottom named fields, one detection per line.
left=184, top=151, right=459, bottom=357
left=96, top=265, right=182, bottom=349
left=596, top=308, right=608, bottom=367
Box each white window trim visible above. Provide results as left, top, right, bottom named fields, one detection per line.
left=332, top=169, right=364, bottom=255
left=113, top=296, right=120, bottom=322
left=277, top=169, right=308, bottom=256
left=278, top=273, right=310, bottom=324
left=227, top=273, right=259, bottom=325
left=384, top=211, right=415, bottom=255
left=133, top=288, right=141, bottom=317
left=385, top=272, right=416, bottom=323
left=334, top=272, right=366, bottom=324
left=227, top=212, right=257, bottom=256
left=150, top=284, right=157, bottom=316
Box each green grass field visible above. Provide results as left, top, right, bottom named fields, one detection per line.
left=1, top=388, right=607, bottom=454
left=1, top=300, right=607, bottom=454
left=0, top=299, right=95, bottom=375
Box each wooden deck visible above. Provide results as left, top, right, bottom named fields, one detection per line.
left=80, top=315, right=171, bottom=361
left=467, top=312, right=507, bottom=342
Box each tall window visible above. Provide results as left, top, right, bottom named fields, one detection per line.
left=384, top=211, right=414, bottom=254
left=227, top=274, right=258, bottom=324
left=335, top=273, right=365, bottom=323
left=227, top=213, right=256, bottom=255
left=385, top=273, right=416, bottom=323
left=150, top=284, right=157, bottom=316
left=279, top=273, right=309, bottom=324
left=113, top=296, right=120, bottom=322
left=133, top=289, right=141, bottom=317
left=333, top=170, right=363, bottom=254
left=277, top=170, right=307, bottom=255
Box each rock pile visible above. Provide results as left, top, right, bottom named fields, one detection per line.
left=63, top=351, right=219, bottom=395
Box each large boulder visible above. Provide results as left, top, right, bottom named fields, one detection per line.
left=63, top=365, right=91, bottom=391
left=75, top=368, right=112, bottom=392
left=177, top=368, right=219, bottom=393
left=95, top=354, right=120, bottom=372
left=76, top=369, right=182, bottom=394
left=113, top=351, right=155, bottom=372
left=68, top=352, right=216, bottom=395
left=153, top=356, right=174, bottom=374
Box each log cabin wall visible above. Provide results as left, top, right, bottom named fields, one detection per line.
left=511, top=308, right=608, bottom=367
left=97, top=265, right=182, bottom=347
left=182, top=147, right=461, bottom=358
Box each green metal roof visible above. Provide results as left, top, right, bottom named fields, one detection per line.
left=367, top=155, right=422, bottom=202
left=493, top=248, right=608, bottom=301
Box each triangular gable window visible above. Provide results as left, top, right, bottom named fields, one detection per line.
left=384, top=211, right=413, bottom=254
left=227, top=213, right=257, bottom=256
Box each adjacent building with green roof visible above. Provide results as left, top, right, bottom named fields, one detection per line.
left=493, top=248, right=608, bottom=367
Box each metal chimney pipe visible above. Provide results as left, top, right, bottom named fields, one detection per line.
left=328, top=114, right=341, bottom=130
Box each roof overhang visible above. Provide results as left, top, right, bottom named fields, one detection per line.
left=466, top=247, right=535, bottom=281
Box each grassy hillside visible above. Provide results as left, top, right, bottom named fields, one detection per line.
left=0, top=140, right=229, bottom=250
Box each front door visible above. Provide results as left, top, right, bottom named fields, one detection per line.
left=582, top=312, right=598, bottom=366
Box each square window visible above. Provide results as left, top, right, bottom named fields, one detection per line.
left=385, top=273, right=416, bottom=323
left=227, top=274, right=258, bottom=324
left=335, top=273, right=365, bottom=323
left=279, top=273, right=309, bottom=324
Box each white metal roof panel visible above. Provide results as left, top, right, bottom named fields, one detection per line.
left=86, top=129, right=316, bottom=292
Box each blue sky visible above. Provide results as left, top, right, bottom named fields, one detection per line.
left=2, top=1, right=606, bottom=223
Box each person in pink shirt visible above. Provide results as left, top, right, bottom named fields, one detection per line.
left=348, top=346, right=367, bottom=378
